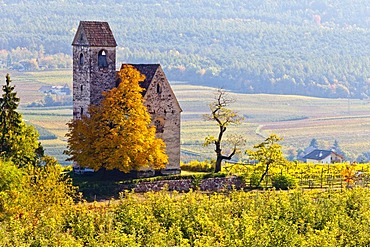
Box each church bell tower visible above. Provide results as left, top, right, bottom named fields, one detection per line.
left=72, top=21, right=117, bottom=119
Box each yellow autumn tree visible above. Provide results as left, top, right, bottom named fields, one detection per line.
left=65, top=65, right=168, bottom=172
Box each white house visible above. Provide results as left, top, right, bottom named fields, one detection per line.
left=303, top=149, right=344, bottom=164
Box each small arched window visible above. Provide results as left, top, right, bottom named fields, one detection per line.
left=98, top=50, right=108, bottom=68
left=80, top=85, right=83, bottom=92
left=80, top=107, right=84, bottom=116
left=79, top=53, right=84, bottom=66
left=154, top=118, right=164, bottom=133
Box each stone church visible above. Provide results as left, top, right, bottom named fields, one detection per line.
left=72, top=21, right=181, bottom=175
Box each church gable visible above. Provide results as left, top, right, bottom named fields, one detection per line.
left=121, top=64, right=159, bottom=96
left=122, top=63, right=182, bottom=113
left=72, top=21, right=117, bottom=47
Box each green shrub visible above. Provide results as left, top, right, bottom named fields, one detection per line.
left=0, top=160, right=23, bottom=218
left=0, top=160, right=23, bottom=192
left=180, top=160, right=214, bottom=172
left=249, top=172, right=263, bottom=188
left=272, top=174, right=297, bottom=190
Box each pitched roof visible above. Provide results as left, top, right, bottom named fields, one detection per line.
left=303, top=149, right=332, bottom=160
left=120, top=64, right=160, bottom=94
left=119, top=63, right=182, bottom=112
left=72, top=21, right=117, bottom=47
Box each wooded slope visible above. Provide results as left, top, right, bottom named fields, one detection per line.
left=0, top=0, right=369, bottom=98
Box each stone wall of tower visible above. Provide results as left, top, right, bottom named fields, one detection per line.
left=73, top=46, right=116, bottom=120
left=143, top=69, right=181, bottom=174
left=89, top=47, right=117, bottom=105
left=73, top=45, right=91, bottom=120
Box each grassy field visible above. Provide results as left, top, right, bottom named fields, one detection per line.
left=1, top=70, right=369, bottom=164
left=173, top=81, right=370, bottom=161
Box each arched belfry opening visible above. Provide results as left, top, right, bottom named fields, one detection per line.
left=98, top=50, right=108, bottom=68
left=79, top=53, right=84, bottom=66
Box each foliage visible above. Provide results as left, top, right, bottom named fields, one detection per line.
left=66, top=65, right=168, bottom=173
left=180, top=160, right=214, bottom=172
left=341, top=164, right=356, bottom=187
left=309, top=138, right=319, bottom=149
left=247, top=134, right=288, bottom=187
left=0, top=74, right=21, bottom=154
left=0, top=156, right=76, bottom=230
left=0, top=74, right=43, bottom=167
left=0, top=160, right=23, bottom=218
left=272, top=173, right=298, bottom=190
left=3, top=187, right=370, bottom=245
left=249, top=171, right=263, bottom=188
left=203, top=89, right=244, bottom=172
left=0, top=0, right=369, bottom=98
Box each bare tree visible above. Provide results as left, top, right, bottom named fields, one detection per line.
left=203, top=89, right=244, bottom=173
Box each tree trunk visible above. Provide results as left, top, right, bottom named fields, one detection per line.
left=258, top=163, right=270, bottom=187
left=215, top=156, right=223, bottom=173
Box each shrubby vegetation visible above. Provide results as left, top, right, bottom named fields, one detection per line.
left=0, top=158, right=77, bottom=246
left=0, top=0, right=369, bottom=98
left=2, top=185, right=370, bottom=246
left=272, top=174, right=298, bottom=190
left=180, top=160, right=215, bottom=172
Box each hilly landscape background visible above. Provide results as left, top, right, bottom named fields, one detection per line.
left=0, top=0, right=369, bottom=98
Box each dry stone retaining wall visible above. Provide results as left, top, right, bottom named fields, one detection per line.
left=126, top=176, right=245, bottom=193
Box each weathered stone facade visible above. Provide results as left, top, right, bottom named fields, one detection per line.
left=128, top=64, right=182, bottom=174
left=72, top=21, right=117, bottom=119
left=72, top=21, right=181, bottom=175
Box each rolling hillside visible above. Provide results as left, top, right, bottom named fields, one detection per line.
left=5, top=70, right=370, bottom=163
left=0, top=0, right=369, bottom=98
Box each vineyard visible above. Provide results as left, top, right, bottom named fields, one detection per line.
left=2, top=181, right=370, bottom=246
left=1, top=149, right=370, bottom=246
left=223, top=162, right=370, bottom=190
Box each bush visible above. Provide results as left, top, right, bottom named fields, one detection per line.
left=0, top=160, right=23, bottom=192
left=180, top=160, right=214, bottom=172
left=272, top=174, right=297, bottom=190
left=248, top=172, right=263, bottom=188
left=0, top=160, right=23, bottom=218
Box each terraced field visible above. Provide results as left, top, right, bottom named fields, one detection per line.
left=2, top=70, right=369, bottom=164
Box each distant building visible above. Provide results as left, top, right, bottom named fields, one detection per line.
left=297, top=145, right=316, bottom=161
left=71, top=21, right=182, bottom=175
left=39, top=84, right=71, bottom=95
left=303, top=149, right=344, bottom=164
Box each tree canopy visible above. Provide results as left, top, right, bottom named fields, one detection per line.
left=0, top=74, right=42, bottom=166
left=65, top=65, right=168, bottom=173
left=247, top=134, right=287, bottom=187
left=0, top=0, right=369, bottom=98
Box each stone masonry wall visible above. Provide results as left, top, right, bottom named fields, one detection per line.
left=124, top=177, right=245, bottom=193
left=73, top=45, right=116, bottom=120
left=143, top=67, right=181, bottom=173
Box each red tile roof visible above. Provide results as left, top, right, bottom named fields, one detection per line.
left=72, top=21, right=117, bottom=47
